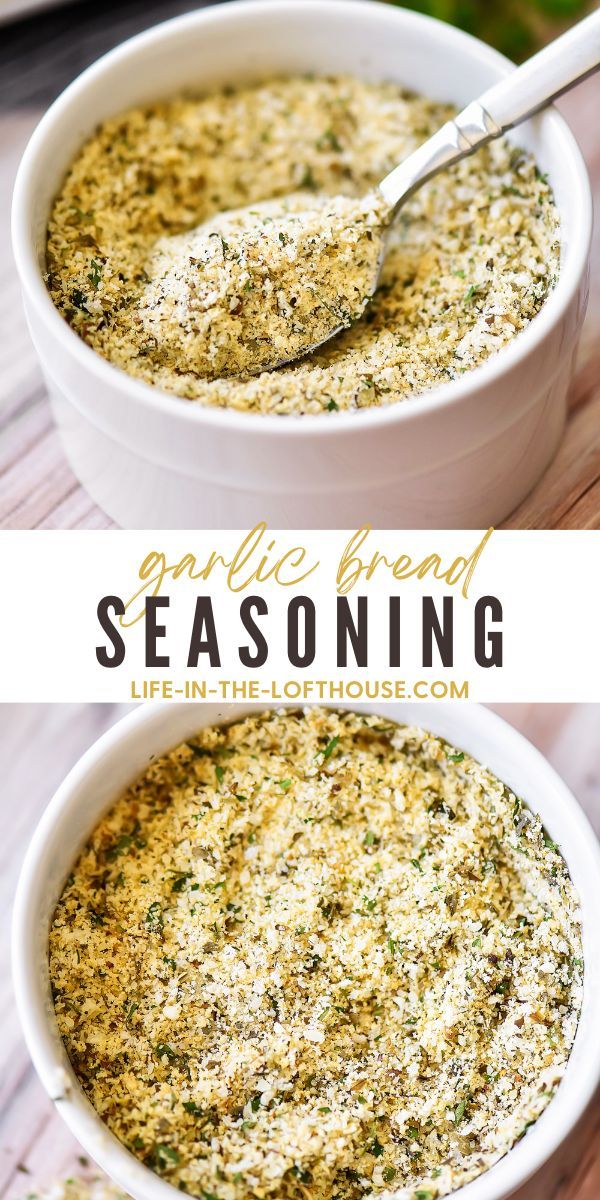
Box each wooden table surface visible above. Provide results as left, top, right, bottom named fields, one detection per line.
left=0, top=1, right=599, bottom=529
left=0, top=702, right=599, bottom=1200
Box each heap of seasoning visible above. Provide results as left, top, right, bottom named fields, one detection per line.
left=46, top=76, right=559, bottom=414
left=50, top=707, right=582, bottom=1200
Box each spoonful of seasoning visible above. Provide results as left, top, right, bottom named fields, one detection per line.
left=139, top=10, right=600, bottom=380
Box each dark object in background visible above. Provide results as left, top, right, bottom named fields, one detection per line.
left=0, top=0, right=592, bottom=112
left=0, top=0, right=212, bottom=111
left=389, top=0, right=590, bottom=60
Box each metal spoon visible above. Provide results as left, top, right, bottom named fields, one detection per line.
left=261, top=8, right=600, bottom=372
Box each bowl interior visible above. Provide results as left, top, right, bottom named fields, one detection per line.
left=12, top=701, right=600, bottom=1200
left=20, top=0, right=586, bottom=306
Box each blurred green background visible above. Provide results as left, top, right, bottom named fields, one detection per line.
left=0, top=0, right=596, bottom=112
left=388, top=0, right=592, bottom=60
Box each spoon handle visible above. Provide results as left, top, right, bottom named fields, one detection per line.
left=379, top=8, right=600, bottom=216
left=477, top=8, right=600, bottom=131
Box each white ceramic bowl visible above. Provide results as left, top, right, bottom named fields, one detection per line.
left=11, top=0, right=592, bottom=530
left=12, top=701, right=600, bottom=1200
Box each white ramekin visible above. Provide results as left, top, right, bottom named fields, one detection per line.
left=11, top=0, right=592, bottom=530
left=12, top=702, right=600, bottom=1200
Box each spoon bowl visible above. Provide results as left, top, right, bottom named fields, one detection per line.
left=138, top=189, right=390, bottom=377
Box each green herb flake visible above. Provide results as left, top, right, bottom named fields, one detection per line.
left=69, top=206, right=94, bottom=224
left=183, top=1100, right=203, bottom=1116
left=316, top=128, right=343, bottom=152
left=71, top=289, right=89, bottom=312
left=154, top=1144, right=180, bottom=1169
left=106, top=833, right=133, bottom=861
left=145, top=901, right=163, bottom=931
left=300, top=164, right=317, bottom=190
left=186, top=742, right=212, bottom=759
left=493, top=979, right=510, bottom=995
left=322, top=735, right=340, bottom=762
left=171, top=871, right=192, bottom=893
left=368, top=1137, right=384, bottom=1157
left=87, top=259, right=102, bottom=289
left=156, top=1042, right=177, bottom=1062
left=125, top=1001, right=138, bottom=1025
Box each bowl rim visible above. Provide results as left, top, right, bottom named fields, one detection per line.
left=11, top=0, right=593, bottom=441
left=12, top=700, right=600, bottom=1200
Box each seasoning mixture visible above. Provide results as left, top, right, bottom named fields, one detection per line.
left=139, top=191, right=387, bottom=379
left=49, top=708, right=582, bottom=1200
left=46, top=77, right=559, bottom=414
